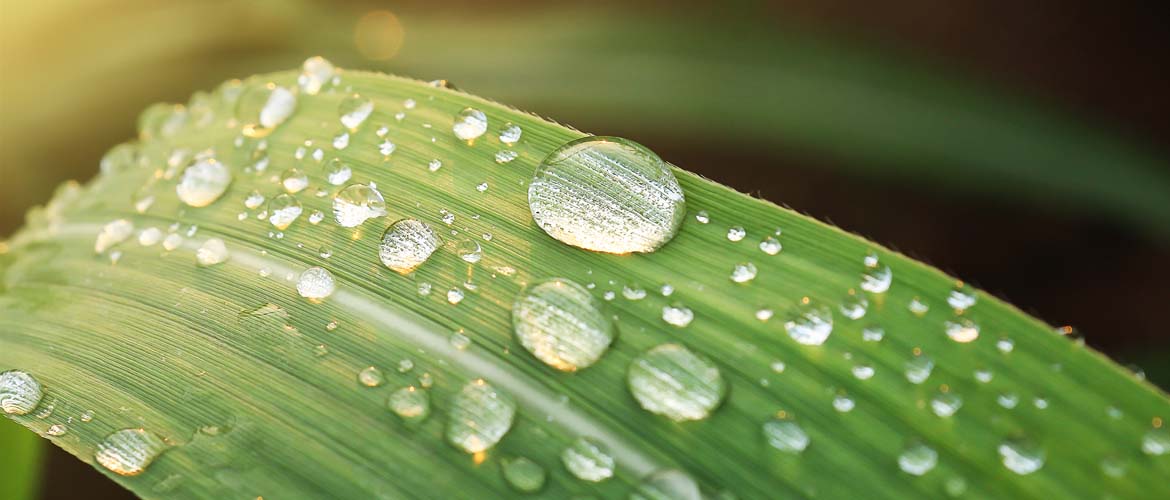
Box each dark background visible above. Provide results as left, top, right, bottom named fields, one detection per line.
left=2, top=1, right=1168, bottom=497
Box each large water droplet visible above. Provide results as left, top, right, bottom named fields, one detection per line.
left=763, top=419, right=809, bottom=454
left=0, top=370, right=43, bottom=415
left=998, top=439, right=1045, bottom=475
left=528, top=136, right=685, bottom=254
left=561, top=437, right=614, bottom=482
left=95, top=429, right=168, bottom=476
left=176, top=159, right=231, bottom=207
left=784, top=299, right=833, bottom=346
left=452, top=107, right=488, bottom=141
left=298, top=56, right=334, bottom=95
left=378, top=219, right=440, bottom=274
left=333, top=183, right=388, bottom=227
left=296, top=267, right=335, bottom=300
left=339, top=94, right=375, bottom=130
left=446, top=379, right=516, bottom=453
left=628, top=343, right=726, bottom=421
left=265, top=193, right=301, bottom=230
left=196, top=238, right=229, bottom=266
left=512, top=278, right=614, bottom=371
left=501, top=456, right=546, bottom=493
left=388, top=386, right=430, bottom=424
left=898, top=442, right=938, bottom=476
left=95, top=219, right=134, bottom=253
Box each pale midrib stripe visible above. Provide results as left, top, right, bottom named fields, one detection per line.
left=15, top=222, right=662, bottom=477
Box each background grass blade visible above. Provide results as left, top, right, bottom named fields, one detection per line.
left=2, top=67, right=1168, bottom=499
left=0, top=418, right=43, bottom=500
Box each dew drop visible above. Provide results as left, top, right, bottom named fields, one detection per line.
left=839, top=293, right=868, bottom=320
left=456, top=239, right=483, bottom=263
left=861, top=265, right=893, bottom=294
left=0, top=370, right=43, bottom=415
left=694, top=210, right=710, bottom=224
left=930, top=392, right=963, bottom=417
left=628, top=344, right=726, bottom=421
left=784, top=299, right=833, bottom=346
left=905, top=356, right=934, bottom=384
left=95, top=429, right=168, bottom=476
left=447, top=288, right=465, bottom=305
left=756, top=308, right=774, bottom=321
left=730, top=262, right=758, bottom=283
left=162, top=233, right=183, bottom=252
left=452, top=108, right=488, bottom=141
left=759, top=236, right=782, bottom=255
left=333, top=183, right=388, bottom=227
left=1142, top=428, right=1170, bottom=456
left=238, top=84, right=296, bottom=135
left=862, top=325, right=885, bottom=342
left=428, top=159, right=442, bottom=172
left=308, top=210, right=325, bottom=225
left=338, top=93, right=374, bottom=130
left=495, top=150, right=519, bottom=164
left=944, top=317, right=980, bottom=343
left=833, top=395, right=856, bottom=413
left=908, top=297, right=930, bottom=316
left=662, top=304, right=694, bottom=327
left=138, top=227, right=162, bottom=247
left=378, top=139, right=396, bottom=156
left=512, top=278, right=614, bottom=371
left=267, top=193, right=303, bottom=230
left=528, top=136, right=685, bottom=254
left=196, top=238, right=229, bottom=266
left=46, top=424, right=67, bottom=436
left=446, top=379, right=516, bottom=453
left=498, top=123, right=523, bottom=145
left=95, top=219, right=134, bottom=253
left=947, top=282, right=978, bottom=312
left=726, top=226, right=746, bottom=242
left=387, top=386, right=430, bottom=424
left=997, top=393, right=1020, bottom=409
left=176, top=159, right=231, bottom=207
left=974, top=368, right=994, bottom=383
left=561, top=437, right=614, bottom=482
left=324, top=159, right=352, bottom=186
left=296, top=267, right=335, bottom=300
left=280, top=168, right=309, bottom=193
left=244, top=190, right=265, bottom=209
left=996, top=338, right=1015, bottom=353
left=898, top=442, right=938, bottom=476
left=630, top=470, right=702, bottom=500
left=298, top=56, right=334, bottom=95
left=622, top=285, right=647, bottom=300
left=763, top=419, right=809, bottom=453
left=378, top=219, right=440, bottom=274
left=358, top=366, right=385, bottom=387
left=999, top=439, right=1045, bottom=475
left=332, top=131, right=350, bottom=150
left=501, top=456, right=545, bottom=493
left=852, top=364, right=875, bottom=380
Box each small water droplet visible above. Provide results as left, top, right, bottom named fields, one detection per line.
left=513, top=278, right=614, bottom=371
left=298, top=56, right=334, bottom=95
left=947, top=282, right=977, bottom=312
left=756, top=308, right=774, bottom=321
left=997, top=393, right=1020, bottom=409
left=332, top=131, right=350, bottom=150
left=622, top=285, right=647, bottom=300
left=397, top=359, right=415, bottom=373
left=784, top=299, right=833, bottom=346
left=833, top=395, right=856, bottom=413
left=1141, top=428, right=1170, bottom=455
left=333, top=183, right=388, bottom=227
left=1101, top=456, right=1128, bottom=478
left=931, top=392, right=963, bottom=417
left=0, top=370, right=43, bottom=415
left=339, top=94, right=374, bottom=130
left=46, top=424, right=67, bottom=436
left=726, top=226, right=746, bottom=242
left=528, top=136, right=685, bottom=254
left=238, top=84, right=296, bottom=136
left=244, top=190, right=265, bottom=209
left=973, top=368, right=994, bottom=383
left=378, top=139, right=396, bottom=156
left=764, top=419, right=809, bottom=453
left=501, top=456, right=545, bottom=493
left=475, top=182, right=490, bottom=193
left=95, top=429, right=168, bottom=476
left=628, top=344, right=726, bottom=421
left=662, top=304, right=694, bottom=327
left=852, top=364, right=875, bottom=380
left=95, top=219, right=134, bottom=253
left=456, top=240, right=483, bottom=263
left=730, top=262, right=758, bottom=283
left=296, top=267, right=336, bottom=300
left=80, top=410, right=94, bottom=422
left=862, top=325, right=885, bottom=342
left=861, top=265, right=892, bottom=294
left=905, top=356, right=934, bottom=384
left=498, top=122, right=522, bottom=145
left=908, top=297, right=930, bottom=316
left=998, top=439, right=1045, bottom=475
left=839, top=293, right=868, bottom=320
left=162, top=233, right=183, bottom=252
left=358, top=366, right=385, bottom=387
left=428, top=159, right=442, bottom=172
left=308, top=210, right=325, bottom=225
left=694, top=210, right=710, bottom=224
left=898, top=442, right=938, bottom=476
left=494, top=150, right=519, bottom=164
left=944, top=317, right=980, bottom=343
left=996, top=338, right=1015, bottom=353
left=379, top=219, right=440, bottom=274
left=759, top=236, right=782, bottom=255
left=196, top=238, right=229, bottom=266
left=447, top=288, right=465, bottom=305
left=176, top=159, right=231, bottom=207
left=280, top=168, right=309, bottom=194
left=446, top=380, right=516, bottom=453
left=453, top=108, right=488, bottom=140
left=267, top=194, right=303, bottom=230
left=562, top=437, right=614, bottom=482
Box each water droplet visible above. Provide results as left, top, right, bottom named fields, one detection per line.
left=333, top=183, right=388, bottom=227
left=1142, top=429, right=1170, bottom=456
left=528, top=136, right=685, bottom=254
left=694, top=210, right=710, bottom=224
left=1101, top=456, right=1128, bottom=478
left=631, top=470, right=702, bottom=500
left=852, top=364, right=875, bottom=380
left=660, top=284, right=675, bottom=296
left=358, top=366, right=385, bottom=387
left=931, top=392, right=963, bottom=417
left=162, top=233, right=183, bottom=252
left=898, top=442, right=938, bottom=476
left=456, top=240, right=483, bottom=263
left=861, top=265, right=892, bottom=294
left=379, top=219, right=440, bottom=274
left=244, top=190, right=265, bottom=209
left=839, top=293, right=868, bottom=320
left=947, top=282, right=977, bottom=312
left=628, top=343, right=726, bottom=421
left=298, top=56, right=334, bottom=95
left=763, top=419, right=809, bottom=454
left=386, top=386, right=430, bottom=425
left=308, top=210, right=325, bottom=225
left=908, top=297, right=930, bottom=316
left=176, top=159, right=231, bottom=207
left=378, top=139, right=396, bottom=156
left=447, top=288, right=465, bottom=305
left=95, top=219, right=134, bottom=253
left=498, top=123, right=523, bottom=145
left=267, top=194, right=303, bottom=230
left=561, top=438, right=614, bottom=482
left=95, top=429, right=168, bottom=476
left=427, top=159, right=442, bottom=172
left=622, top=285, right=647, bottom=300
left=998, top=439, right=1045, bottom=475
left=997, top=393, right=1020, bottom=409
left=46, top=424, right=67, bottom=436
left=501, top=456, right=545, bottom=493
left=339, top=94, right=374, bottom=130
left=453, top=108, right=488, bottom=140
left=730, top=262, right=758, bottom=283
left=784, top=300, right=833, bottom=346
left=238, top=84, right=296, bottom=136
left=280, top=168, right=309, bottom=193
left=905, top=356, right=934, bottom=384
left=726, top=226, right=746, bottom=242
left=662, top=304, right=694, bottom=327
left=512, top=278, right=614, bottom=371
left=332, top=130, right=350, bottom=150
left=833, top=395, right=856, bottom=413
left=756, top=308, right=774, bottom=321
left=323, top=159, right=352, bottom=186
left=944, top=317, right=980, bottom=343
left=475, top=182, right=490, bottom=193
left=973, top=368, right=994, bottom=383
left=296, top=267, right=335, bottom=300
left=446, top=379, right=516, bottom=453
left=759, top=236, right=782, bottom=255
left=0, top=370, right=43, bottom=415
left=996, top=338, right=1015, bottom=353
left=137, top=228, right=162, bottom=247
left=196, top=238, right=229, bottom=266
left=862, top=325, right=885, bottom=342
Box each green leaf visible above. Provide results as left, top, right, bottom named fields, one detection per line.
left=0, top=418, right=43, bottom=500
left=2, top=65, right=1167, bottom=499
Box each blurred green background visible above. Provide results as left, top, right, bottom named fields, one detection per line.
left=2, top=1, right=1168, bottom=498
